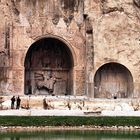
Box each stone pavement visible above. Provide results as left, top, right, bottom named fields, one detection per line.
left=0, top=109, right=140, bottom=116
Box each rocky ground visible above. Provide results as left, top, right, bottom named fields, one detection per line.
left=0, top=95, right=140, bottom=116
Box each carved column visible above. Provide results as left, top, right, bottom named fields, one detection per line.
left=85, top=16, right=94, bottom=97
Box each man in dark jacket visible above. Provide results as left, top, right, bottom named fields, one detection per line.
left=11, top=96, right=15, bottom=109
left=16, top=96, right=21, bottom=109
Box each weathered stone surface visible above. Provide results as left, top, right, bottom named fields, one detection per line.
left=0, top=0, right=139, bottom=104
left=0, top=96, right=140, bottom=117
left=134, top=0, right=140, bottom=7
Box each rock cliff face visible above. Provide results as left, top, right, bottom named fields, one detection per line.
left=0, top=0, right=139, bottom=99
left=85, top=0, right=140, bottom=98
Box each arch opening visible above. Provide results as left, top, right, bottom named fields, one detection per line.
left=94, top=63, right=133, bottom=98
left=24, top=38, right=74, bottom=95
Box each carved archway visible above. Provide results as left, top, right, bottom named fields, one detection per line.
left=24, top=37, right=74, bottom=95
left=94, top=63, right=133, bottom=98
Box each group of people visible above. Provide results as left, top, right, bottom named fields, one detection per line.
left=11, top=96, right=21, bottom=109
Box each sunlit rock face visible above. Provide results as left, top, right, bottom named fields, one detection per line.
left=0, top=0, right=140, bottom=100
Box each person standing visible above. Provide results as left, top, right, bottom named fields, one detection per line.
left=11, top=96, right=15, bottom=109
left=16, top=96, right=21, bottom=109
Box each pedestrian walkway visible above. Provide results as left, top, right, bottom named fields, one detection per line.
left=0, top=109, right=140, bottom=116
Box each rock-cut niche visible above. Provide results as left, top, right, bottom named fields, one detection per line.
left=24, top=38, right=74, bottom=96
left=94, top=63, right=133, bottom=98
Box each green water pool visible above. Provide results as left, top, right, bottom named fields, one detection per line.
left=0, top=130, right=140, bottom=140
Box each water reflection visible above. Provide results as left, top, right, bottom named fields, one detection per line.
left=0, top=130, right=140, bottom=140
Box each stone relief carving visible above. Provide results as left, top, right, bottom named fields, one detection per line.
left=35, top=72, right=56, bottom=95
left=52, top=14, right=60, bottom=25
left=8, top=0, right=85, bottom=39
left=51, top=1, right=60, bottom=25
left=25, top=38, right=73, bottom=96
left=60, top=0, right=83, bottom=27
left=34, top=71, right=67, bottom=96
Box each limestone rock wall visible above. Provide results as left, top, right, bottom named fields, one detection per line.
left=0, top=0, right=139, bottom=98
left=84, top=0, right=140, bottom=97
left=0, top=0, right=86, bottom=95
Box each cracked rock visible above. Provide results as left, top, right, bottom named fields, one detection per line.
left=134, top=0, right=140, bottom=8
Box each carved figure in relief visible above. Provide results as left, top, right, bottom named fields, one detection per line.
left=52, top=14, right=60, bottom=25
left=35, top=72, right=56, bottom=95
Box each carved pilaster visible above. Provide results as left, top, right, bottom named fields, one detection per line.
left=85, top=16, right=94, bottom=97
